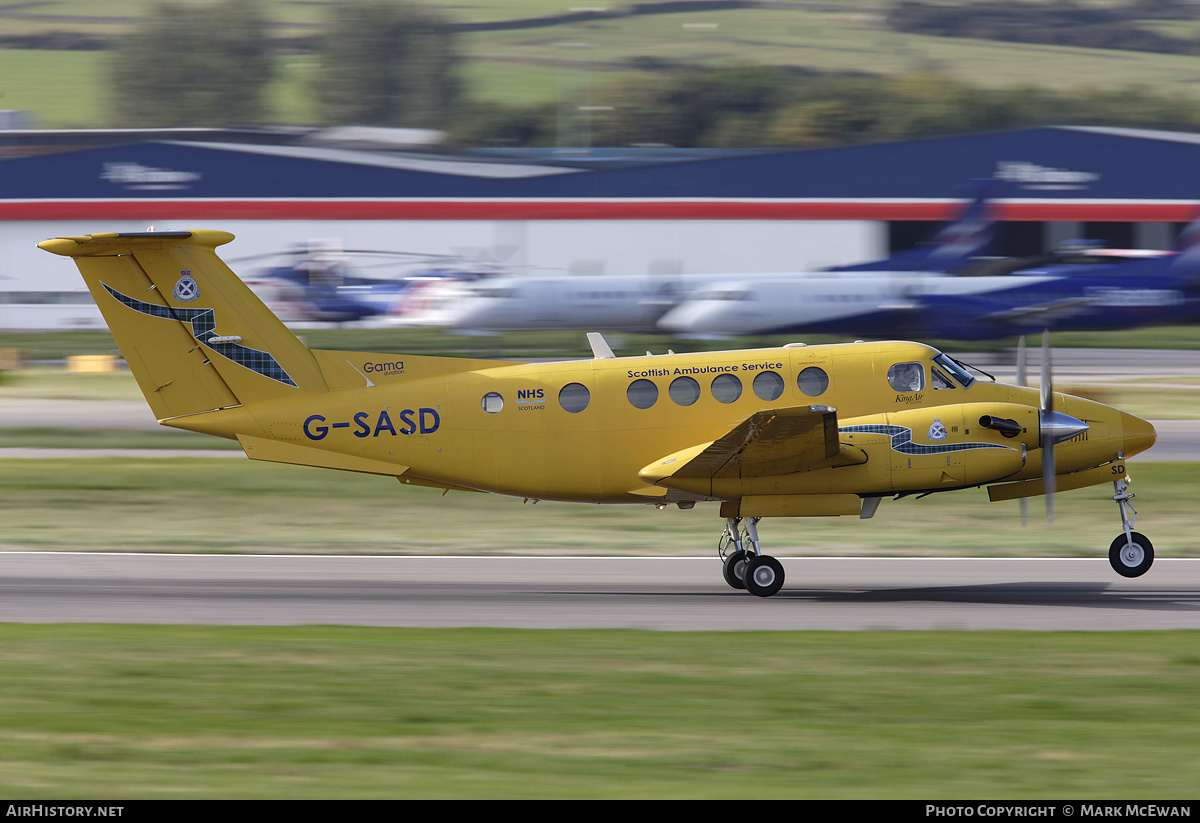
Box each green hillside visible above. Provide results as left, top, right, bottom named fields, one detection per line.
left=4, top=1, right=1200, bottom=131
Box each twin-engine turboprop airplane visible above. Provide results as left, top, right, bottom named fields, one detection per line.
left=40, top=231, right=1159, bottom=597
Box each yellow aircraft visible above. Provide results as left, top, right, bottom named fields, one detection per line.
left=40, top=230, right=1158, bottom=597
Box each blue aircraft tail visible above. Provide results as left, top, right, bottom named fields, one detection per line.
left=831, top=180, right=1001, bottom=275
left=1168, top=209, right=1200, bottom=281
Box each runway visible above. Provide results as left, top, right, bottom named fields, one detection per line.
left=3, top=553, right=1200, bottom=631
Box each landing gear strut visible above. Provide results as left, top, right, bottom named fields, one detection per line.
left=718, top=516, right=785, bottom=597
left=1109, top=470, right=1154, bottom=578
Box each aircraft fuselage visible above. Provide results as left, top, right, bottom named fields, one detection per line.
left=168, top=340, right=1153, bottom=511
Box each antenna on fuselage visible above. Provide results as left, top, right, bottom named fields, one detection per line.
left=587, top=332, right=616, bottom=359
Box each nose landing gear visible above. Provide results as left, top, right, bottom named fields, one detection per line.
left=719, top=516, right=786, bottom=597
left=1109, top=468, right=1153, bottom=578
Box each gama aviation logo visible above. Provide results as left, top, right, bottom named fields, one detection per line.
left=173, top=270, right=200, bottom=303
left=994, top=160, right=1100, bottom=191
left=100, top=161, right=203, bottom=191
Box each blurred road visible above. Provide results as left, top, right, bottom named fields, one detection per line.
left=1, top=554, right=1198, bottom=630
left=0, top=397, right=158, bottom=429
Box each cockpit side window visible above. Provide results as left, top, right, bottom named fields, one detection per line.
left=931, top=367, right=955, bottom=390
left=887, top=362, right=925, bottom=392
left=931, top=353, right=975, bottom=389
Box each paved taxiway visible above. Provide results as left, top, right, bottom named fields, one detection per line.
left=3, top=554, right=1200, bottom=631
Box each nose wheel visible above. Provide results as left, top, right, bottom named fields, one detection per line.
left=718, top=517, right=786, bottom=597
left=1109, top=531, right=1154, bottom=578
left=1109, top=468, right=1153, bottom=578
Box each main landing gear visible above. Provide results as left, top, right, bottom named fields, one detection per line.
left=719, top=517, right=785, bottom=597
left=1109, top=471, right=1153, bottom=578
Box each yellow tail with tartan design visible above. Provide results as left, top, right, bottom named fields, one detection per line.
left=39, top=230, right=328, bottom=420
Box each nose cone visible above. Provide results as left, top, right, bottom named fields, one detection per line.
left=1121, top=412, right=1157, bottom=458
left=1040, top=410, right=1089, bottom=445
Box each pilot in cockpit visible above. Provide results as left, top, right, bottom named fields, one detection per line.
left=887, top=362, right=924, bottom=392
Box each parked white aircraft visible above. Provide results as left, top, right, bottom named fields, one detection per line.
left=401, top=187, right=1000, bottom=332
left=658, top=239, right=1190, bottom=339
left=654, top=271, right=1055, bottom=338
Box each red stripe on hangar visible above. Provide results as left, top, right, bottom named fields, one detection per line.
left=1, top=200, right=1197, bottom=221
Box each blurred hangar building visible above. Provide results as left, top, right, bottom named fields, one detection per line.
left=1, top=124, right=1197, bottom=329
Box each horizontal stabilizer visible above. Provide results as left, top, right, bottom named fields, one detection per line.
left=238, top=434, right=408, bottom=477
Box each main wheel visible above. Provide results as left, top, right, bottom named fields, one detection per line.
left=722, top=549, right=748, bottom=590
left=743, top=555, right=785, bottom=598
left=1109, top=531, right=1154, bottom=578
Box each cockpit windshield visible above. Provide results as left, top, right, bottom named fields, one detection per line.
left=931, top=352, right=975, bottom=389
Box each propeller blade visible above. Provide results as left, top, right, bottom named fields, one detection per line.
left=1015, top=336, right=1029, bottom=526
left=1041, top=329, right=1055, bottom=522
left=1039, top=329, right=1052, bottom=413
left=1044, top=439, right=1056, bottom=523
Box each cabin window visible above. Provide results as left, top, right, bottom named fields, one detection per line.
left=887, top=362, right=925, bottom=393
left=796, top=366, right=829, bottom=397
left=669, top=376, right=701, bottom=406
left=481, top=392, right=505, bottom=414
left=559, top=382, right=591, bottom=413
left=711, top=373, right=742, bottom=404
left=752, top=370, right=784, bottom=401
left=627, top=378, right=659, bottom=409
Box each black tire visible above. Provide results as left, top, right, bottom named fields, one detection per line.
left=1109, top=532, right=1154, bottom=578
left=722, top=549, right=748, bottom=590
left=743, top=555, right=785, bottom=598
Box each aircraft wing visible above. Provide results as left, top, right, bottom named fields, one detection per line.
left=641, top=405, right=864, bottom=489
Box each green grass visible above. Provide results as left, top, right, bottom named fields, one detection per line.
left=0, top=457, right=1193, bottom=555
left=0, top=428, right=240, bottom=450
left=10, top=1, right=1200, bottom=128
left=0, top=625, right=1197, bottom=798
left=0, top=368, right=145, bottom=400
left=0, top=50, right=109, bottom=129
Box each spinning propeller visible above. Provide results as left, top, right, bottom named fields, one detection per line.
left=1016, top=331, right=1089, bottom=524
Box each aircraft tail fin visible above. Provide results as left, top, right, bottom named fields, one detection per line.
left=1169, top=208, right=1200, bottom=269
left=831, top=179, right=1001, bottom=274
left=39, top=231, right=328, bottom=420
